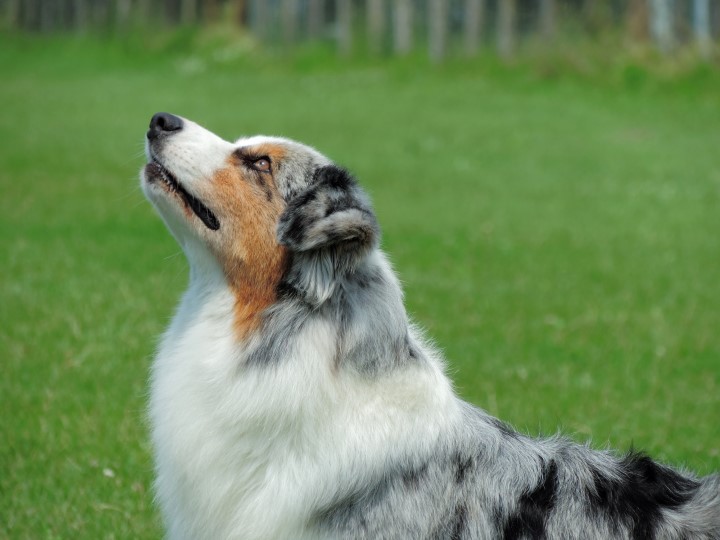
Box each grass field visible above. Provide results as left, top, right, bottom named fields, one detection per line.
left=1, top=34, right=719, bottom=538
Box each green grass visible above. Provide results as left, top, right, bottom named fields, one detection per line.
left=1, top=35, right=719, bottom=539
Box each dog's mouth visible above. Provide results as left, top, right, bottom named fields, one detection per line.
left=145, top=160, right=220, bottom=231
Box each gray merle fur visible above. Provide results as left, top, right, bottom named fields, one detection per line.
left=261, top=162, right=720, bottom=538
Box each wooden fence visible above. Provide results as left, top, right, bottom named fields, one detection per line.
left=2, top=0, right=718, bottom=60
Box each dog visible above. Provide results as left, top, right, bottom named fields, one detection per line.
left=141, top=112, right=719, bottom=540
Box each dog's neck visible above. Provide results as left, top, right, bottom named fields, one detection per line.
left=224, top=249, right=288, bottom=341
left=183, top=238, right=289, bottom=342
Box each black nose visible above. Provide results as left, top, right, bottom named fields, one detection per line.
left=147, top=112, right=183, bottom=140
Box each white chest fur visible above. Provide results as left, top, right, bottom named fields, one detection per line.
left=150, top=280, right=460, bottom=540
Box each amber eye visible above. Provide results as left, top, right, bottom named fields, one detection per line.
left=251, top=158, right=271, bottom=173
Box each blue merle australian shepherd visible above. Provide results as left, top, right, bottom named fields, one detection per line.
left=141, top=113, right=719, bottom=540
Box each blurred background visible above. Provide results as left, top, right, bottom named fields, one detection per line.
left=3, top=0, right=720, bottom=60
left=1, top=1, right=719, bottom=538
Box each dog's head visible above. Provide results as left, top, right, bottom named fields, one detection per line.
left=141, top=113, right=379, bottom=333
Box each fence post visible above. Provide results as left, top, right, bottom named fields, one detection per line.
left=693, top=0, right=711, bottom=58
left=40, top=0, right=58, bottom=31
left=626, top=0, right=650, bottom=42
left=21, top=0, right=37, bottom=30
left=71, top=0, right=88, bottom=31
left=282, top=0, right=299, bottom=44
left=393, top=0, right=413, bottom=55
left=337, top=0, right=352, bottom=56
left=203, top=0, right=220, bottom=23
left=368, top=0, right=386, bottom=54
left=116, top=0, right=132, bottom=29
left=5, top=0, right=20, bottom=28
left=307, top=0, right=323, bottom=38
left=649, top=0, right=674, bottom=53
left=250, top=0, right=268, bottom=41
left=464, top=0, right=485, bottom=56
left=497, top=0, right=516, bottom=59
left=181, top=0, right=197, bottom=25
left=429, top=0, right=448, bottom=63
left=539, top=0, right=556, bottom=39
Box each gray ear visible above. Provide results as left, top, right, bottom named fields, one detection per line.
left=277, top=165, right=379, bottom=305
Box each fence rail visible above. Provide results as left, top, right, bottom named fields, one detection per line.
left=2, top=0, right=718, bottom=60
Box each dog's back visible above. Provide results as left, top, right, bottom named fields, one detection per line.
left=142, top=113, right=720, bottom=539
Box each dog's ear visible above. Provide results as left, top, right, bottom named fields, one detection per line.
left=277, top=165, right=379, bottom=305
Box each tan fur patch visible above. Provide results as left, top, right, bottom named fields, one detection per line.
left=209, top=154, right=288, bottom=340
left=232, top=144, right=288, bottom=166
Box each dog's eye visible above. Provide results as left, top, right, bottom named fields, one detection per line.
left=251, top=158, right=271, bottom=173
